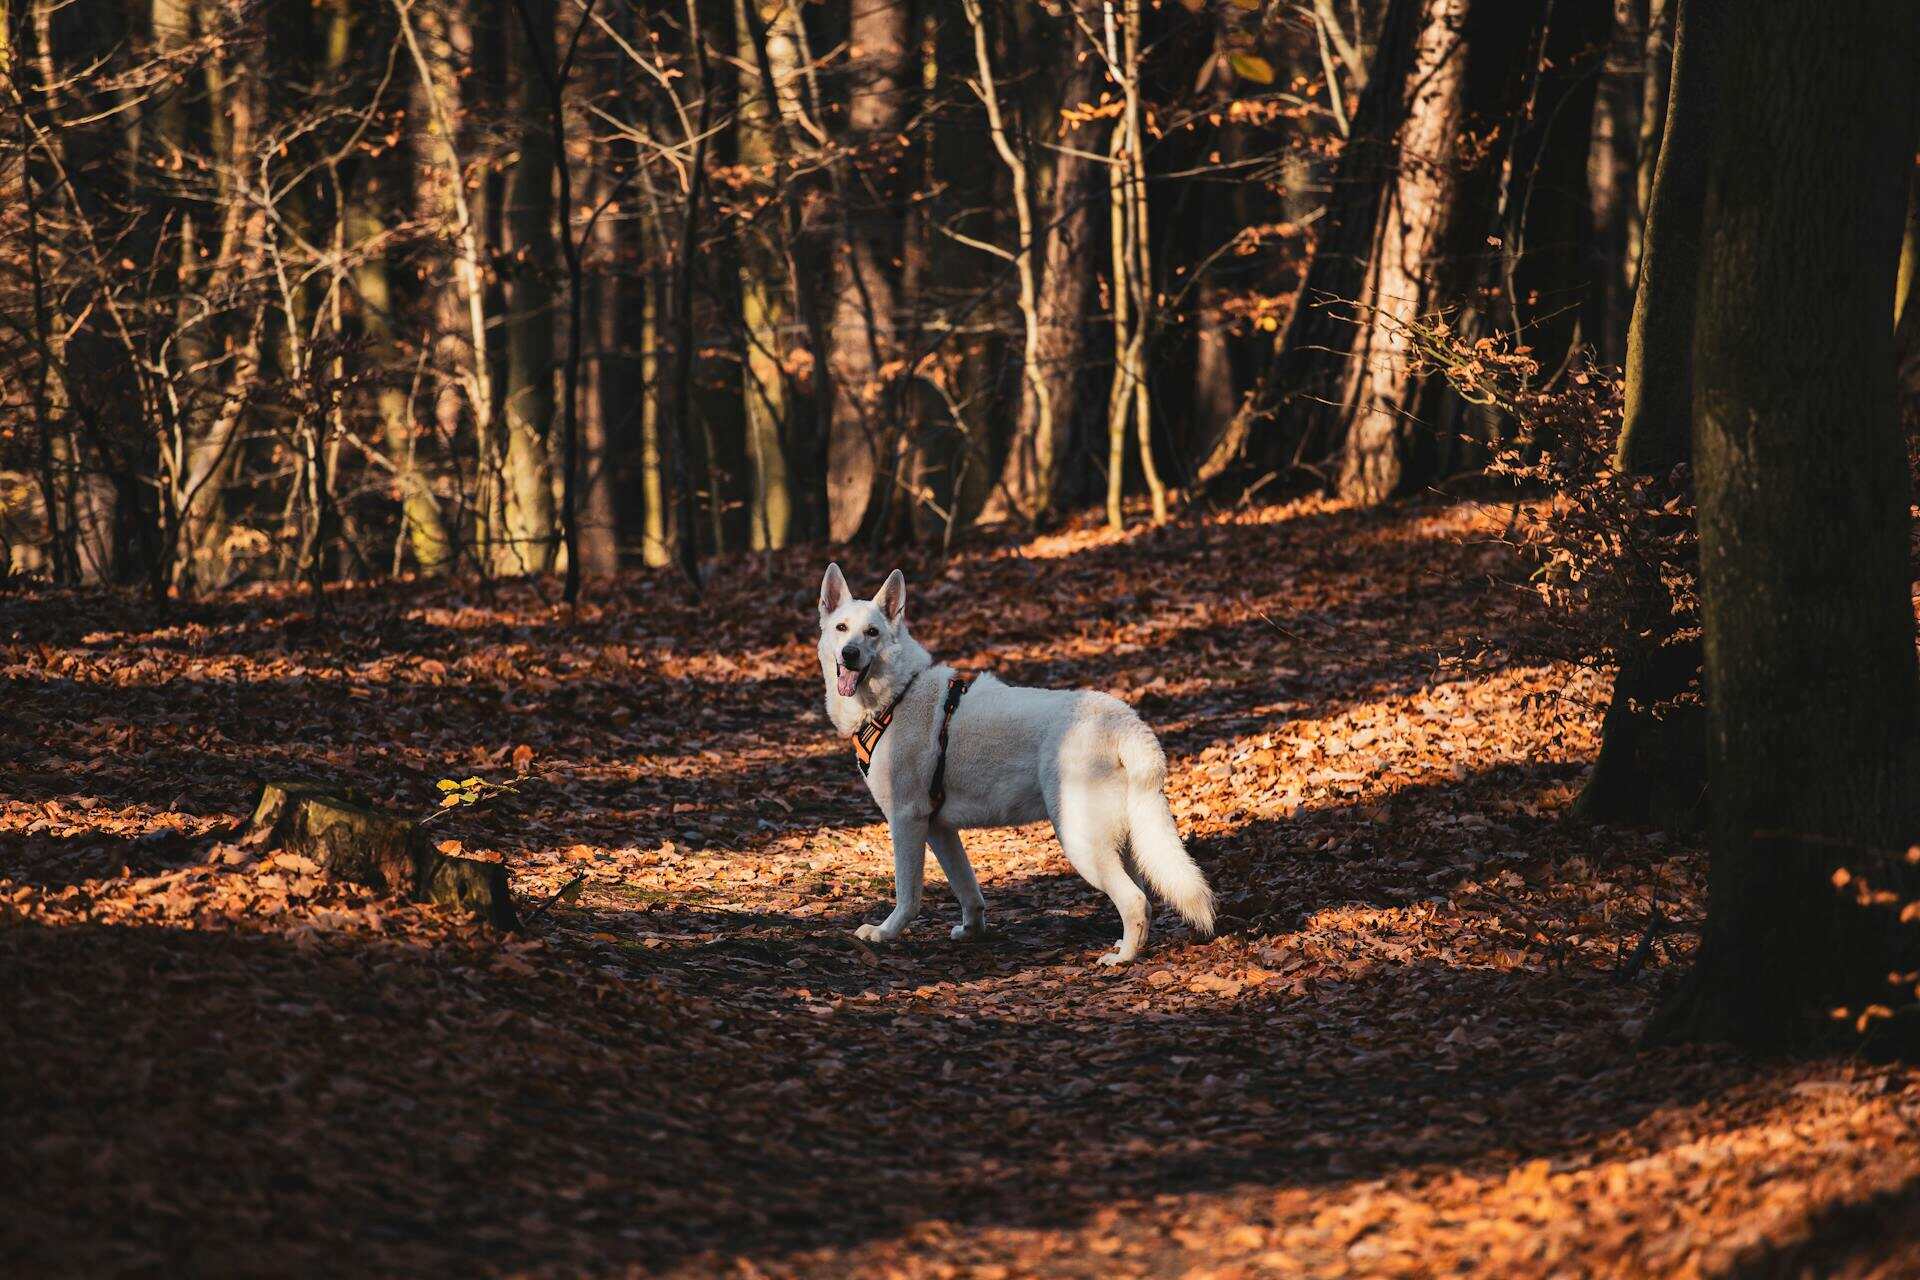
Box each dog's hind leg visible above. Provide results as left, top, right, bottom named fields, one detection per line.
left=856, top=811, right=929, bottom=944
left=929, top=823, right=987, bottom=940
left=1052, top=781, right=1149, bottom=965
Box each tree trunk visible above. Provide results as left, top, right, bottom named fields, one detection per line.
left=1504, top=0, right=1610, bottom=379
left=823, top=0, right=907, bottom=542
left=1583, top=10, right=1639, bottom=370
left=1577, top=0, right=1716, bottom=823
left=963, top=0, right=1048, bottom=527
left=1631, top=0, right=1672, bottom=282
left=577, top=162, right=622, bottom=579
left=166, top=0, right=269, bottom=594
left=1188, top=15, right=1250, bottom=487
left=1331, top=0, right=1537, bottom=504
left=637, top=273, right=673, bottom=568
left=499, top=0, right=558, bottom=575
left=400, top=0, right=491, bottom=574
left=1099, top=0, right=1164, bottom=530
left=1615, top=0, right=1718, bottom=474
left=1646, top=0, right=1918, bottom=1051
left=973, top=0, right=1107, bottom=527
left=734, top=0, right=793, bottom=552
left=1896, top=163, right=1919, bottom=386
left=348, top=204, right=454, bottom=575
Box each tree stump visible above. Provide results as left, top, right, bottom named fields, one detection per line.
left=247, top=782, right=519, bottom=930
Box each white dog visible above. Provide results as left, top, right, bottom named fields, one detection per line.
left=816, top=563, right=1215, bottom=964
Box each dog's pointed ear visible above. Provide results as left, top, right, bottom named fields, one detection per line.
left=876, top=568, right=907, bottom=624
left=820, top=563, right=848, bottom=617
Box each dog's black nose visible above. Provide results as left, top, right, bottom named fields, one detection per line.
left=840, top=644, right=861, bottom=667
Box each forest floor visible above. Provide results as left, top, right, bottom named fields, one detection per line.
left=5, top=495, right=1920, bottom=1278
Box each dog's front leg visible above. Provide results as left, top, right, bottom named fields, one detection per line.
left=929, top=824, right=987, bottom=939
left=855, top=811, right=928, bottom=944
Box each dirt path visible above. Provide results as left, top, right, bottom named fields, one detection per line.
left=5, top=498, right=1919, bottom=1277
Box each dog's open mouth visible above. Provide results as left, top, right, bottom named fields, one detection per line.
left=835, top=662, right=865, bottom=697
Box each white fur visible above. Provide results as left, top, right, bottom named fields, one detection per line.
left=816, top=563, right=1216, bottom=964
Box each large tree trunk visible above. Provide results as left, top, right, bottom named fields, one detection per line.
left=499, top=0, right=558, bottom=575
left=822, top=0, right=908, bottom=542
left=1248, top=0, right=1539, bottom=506
left=1646, top=0, right=1918, bottom=1051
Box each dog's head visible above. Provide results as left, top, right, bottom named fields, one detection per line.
left=818, top=563, right=907, bottom=699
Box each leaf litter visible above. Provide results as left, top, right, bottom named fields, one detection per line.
left=3, top=496, right=1917, bottom=1277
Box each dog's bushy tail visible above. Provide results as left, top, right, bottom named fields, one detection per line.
left=1117, top=721, right=1216, bottom=936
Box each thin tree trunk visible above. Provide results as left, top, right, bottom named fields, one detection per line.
left=1630, top=0, right=1672, bottom=283
left=1616, top=0, right=1717, bottom=474
left=168, top=0, right=268, bottom=593
left=1103, top=33, right=1130, bottom=533
left=985, top=2, right=1108, bottom=524
left=637, top=273, right=672, bottom=568
left=1189, top=14, right=1249, bottom=484
left=397, top=0, right=493, bottom=572
left=1504, top=0, right=1610, bottom=378
left=823, top=0, right=907, bottom=542
left=510, top=0, right=595, bottom=598
left=348, top=206, right=453, bottom=574
left=962, top=0, right=1048, bottom=526
left=1120, top=0, right=1165, bottom=525
left=14, top=2, right=75, bottom=583
left=1098, top=0, right=1163, bottom=529
left=664, top=0, right=710, bottom=591
left=1895, top=164, right=1919, bottom=381
left=734, top=0, right=792, bottom=552
left=739, top=0, right=824, bottom=541
left=1647, top=0, right=1918, bottom=1051
left=577, top=164, right=622, bottom=578
left=1577, top=0, right=1716, bottom=823
left=1583, top=9, right=1638, bottom=370
left=500, top=0, right=558, bottom=576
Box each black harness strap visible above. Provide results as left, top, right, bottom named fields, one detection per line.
left=929, top=674, right=972, bottom=814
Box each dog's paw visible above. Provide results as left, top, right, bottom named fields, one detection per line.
left=854, top=923, right=893, bottom=944
left=950, top=920, right=988, bottom=942
left=1096, top=947, right=1137, bottom=967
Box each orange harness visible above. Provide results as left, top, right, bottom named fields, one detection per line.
left=852, top=671, right=974, bottom=814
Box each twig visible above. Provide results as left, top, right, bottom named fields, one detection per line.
left=1615, top=898, right=1664, bottom=984
left=522, top=874, right=586, bottom=928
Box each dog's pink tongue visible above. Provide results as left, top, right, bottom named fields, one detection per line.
left=836, top=665, right=860, bottom=697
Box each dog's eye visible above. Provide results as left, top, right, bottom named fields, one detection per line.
left=864, top=626, right=878, bottom=637
left=835, top=622, right=847, bottom=632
